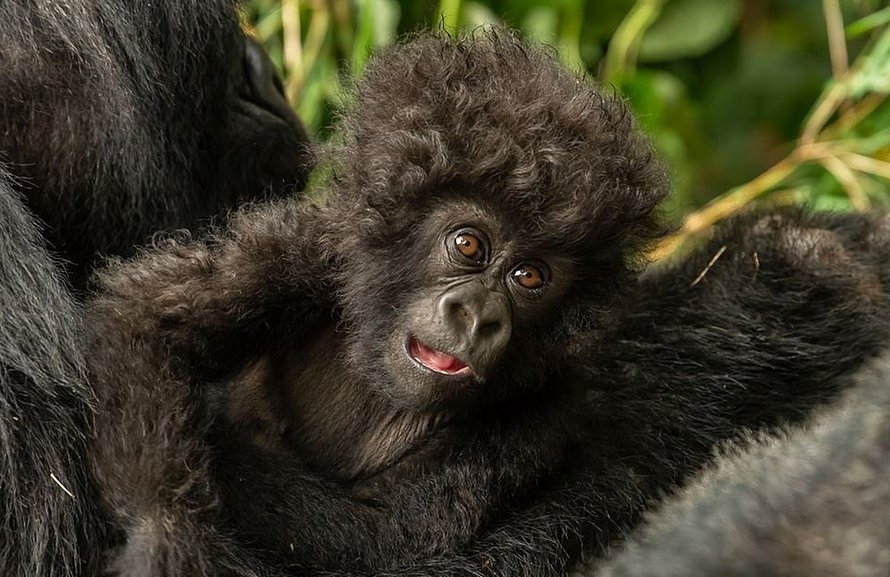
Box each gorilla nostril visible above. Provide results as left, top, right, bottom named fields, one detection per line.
left=458, top=304, right=474, bottom=327
left=439, top=285, right=510, bottom=347
left=477, top=319, right=502, bottom=337
left=444, top=301, right=471, bottom=329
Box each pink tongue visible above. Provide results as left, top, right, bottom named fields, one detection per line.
left=411, top=339, right=467, bottom=374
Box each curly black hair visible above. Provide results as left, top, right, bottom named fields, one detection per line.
left=329, top=30, right=668, bottom=266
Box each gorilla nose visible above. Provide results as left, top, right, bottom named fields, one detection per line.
left=438, top=284, right=512, bottom=359
left=241, top=37, right=312, bottom=189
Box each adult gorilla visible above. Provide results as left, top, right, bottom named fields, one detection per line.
left=0, top=1, right=310, bottom=575
left=0, top=0, right=312, bottom=288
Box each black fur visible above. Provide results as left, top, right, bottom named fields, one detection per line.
left=1, top=1, right=310, bottom=574
left=0, top=171, right=103, bottom=575
left=83, top=31, right=890, bottom=577
left=0, top=0, right=312, bottom=287
left=596, top=352, right=890, bottom=577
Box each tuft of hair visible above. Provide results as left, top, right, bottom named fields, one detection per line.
left=326, top=30, right=668, bottom=263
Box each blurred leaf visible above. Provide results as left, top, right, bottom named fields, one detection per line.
left=440, top=0, right=462, bottom=31
left=558, top=0, right=585, bottom=70
left=297, top=53, right=341, bottom=135
left=521, top=7, right=559, bottom=45
left=846, top=7, right=890, bottom=38
left=856, top=99, right=890, bottom=135
left=462, top=2, right=499, bottom=28
left=811, top=193, right=855, bottom=211
left=864, top=173, right=890, bottom=207
left=848, top=27, right=890, bottom=98
left=372, top=0, right=400, bottom=46
left=330, top=0, right=356, bottom=58
left=581, top=0, right=636, bottom=45
left=621, top=69, right=686, bottom=125
left=639, top=0, right=740, bottom=62
left=579, top=42, right=603, bottom=70
left=801, top=168, right=851, bottom=209
left=605, top=0, right=664, bottom=83
left=847, top=132, right=890, bottom=155
left=621, top=69, right=698, bottom=208
left=254, top=6, right=283, bottom=43
left=352, top=0, right=400, bottom=75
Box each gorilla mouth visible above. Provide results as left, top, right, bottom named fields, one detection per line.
left=407, top=336, right=473, bottom=376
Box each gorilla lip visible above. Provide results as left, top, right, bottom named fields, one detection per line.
left=407, top=336, right=473, bottom=376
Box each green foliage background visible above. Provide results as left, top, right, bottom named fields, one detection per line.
left=244, top=0, right=890, bottom=253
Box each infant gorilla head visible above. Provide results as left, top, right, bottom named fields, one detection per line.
left=320, top=32, right=668, bottom=410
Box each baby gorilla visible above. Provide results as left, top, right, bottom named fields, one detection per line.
left=85, top=31, right=890, bottom=577
left=87, top=31, right=667, bottom=574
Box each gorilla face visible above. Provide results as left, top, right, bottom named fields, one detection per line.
left=374, top=199, right=577, bottom=411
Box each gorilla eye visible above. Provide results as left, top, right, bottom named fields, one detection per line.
left=511, top=263, right=547, bottom=290
left=451, top=231, right=487, bottom=263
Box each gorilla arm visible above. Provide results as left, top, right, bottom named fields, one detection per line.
left=86, top=199, right=324, bottom=576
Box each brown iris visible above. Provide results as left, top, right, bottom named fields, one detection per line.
left=511, top=264, right=545, bottom=289
left=455, top=233, right=483, bottom=261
